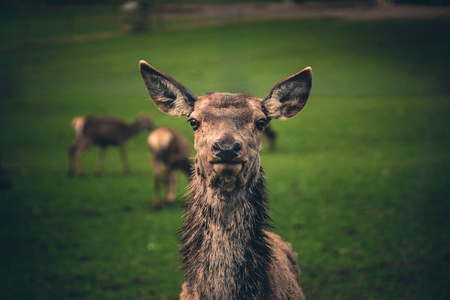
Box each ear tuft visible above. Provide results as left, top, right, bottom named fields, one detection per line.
left=262, top=67, right=312, bottom=120
left=139, top=60, right=197, bottom=117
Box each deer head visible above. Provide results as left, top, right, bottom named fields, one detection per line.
left=135, top=114, right=156, bottom=131
left=140, top=61, right=312, bottom=192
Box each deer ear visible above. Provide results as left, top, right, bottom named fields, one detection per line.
left=140, top=60, right=197, bottom=117
left=262, top=67, right=312, bottom=120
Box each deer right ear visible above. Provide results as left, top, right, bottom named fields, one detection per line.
left=139, top=60, right=197, bottom=117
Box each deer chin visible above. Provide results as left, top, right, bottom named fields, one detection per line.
left=209, top=162, right=244, bottom=192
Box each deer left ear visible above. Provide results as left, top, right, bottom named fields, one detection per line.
left=140, top=60, right=197, bottom=117
left=262, top=67, right=312, bottom=120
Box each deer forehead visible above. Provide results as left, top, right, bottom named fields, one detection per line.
left=191, top=93, right=266, bottom=125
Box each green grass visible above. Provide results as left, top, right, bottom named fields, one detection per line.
left=0, top=11, right=449, bottom=299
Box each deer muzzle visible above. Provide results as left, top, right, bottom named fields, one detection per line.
left=210, top=141, right=245, bottom=177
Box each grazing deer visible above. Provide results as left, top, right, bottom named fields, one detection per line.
left=68, top=114, right=155, bottom=176
left=264, top=124, right=277, bottom=151
left=140, top=61, right=312, bottom=299
left=148, top=127, right=192, bottom=209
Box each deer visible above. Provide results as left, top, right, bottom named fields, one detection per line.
left=140, top=61, right=312, bottom=299
left=263, top=124, right=277, bottom=151
left=68, top=114, right=155, bottom=177
left=147, top=127, right=192, bottom=209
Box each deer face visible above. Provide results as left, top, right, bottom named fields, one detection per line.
left=140, top=61, right=312, bottom=192
left=188, top=93, right=268, bottom=190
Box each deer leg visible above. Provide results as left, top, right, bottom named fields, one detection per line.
left=68, top=143, right=77, bottom=176
left=151, top=154, right=163, bottom=209
left=119, top=144, right=130, bottom=174
left=264, top=126, right=277, bottom=152
left=71, top=139, right=91, bottom=177
left=267, top=137, right=276, bottom=152
left=94, top=147, right=106, bottom=176
left=166, top=169, right=179, bottom=205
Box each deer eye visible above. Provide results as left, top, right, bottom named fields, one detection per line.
left=188, top=118, right=200, bottom=131
left=256, top=119, right=268, bottom=131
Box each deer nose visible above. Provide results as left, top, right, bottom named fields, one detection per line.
left=211, top=141, right=242, bottom=161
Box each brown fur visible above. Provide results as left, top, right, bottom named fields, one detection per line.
left=264, top=124, right=277, bottom=151
left=139, top=61, right=312, bottom=299
left=266, top=231, right=304, bottom=299
left=68, top=114, right=155, bottom=176
left=148, top=127, right=192, bottom=208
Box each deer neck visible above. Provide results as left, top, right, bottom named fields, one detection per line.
left=124, top=120, right=144, bottom=139
left=180, top=167, right=272, bottom=299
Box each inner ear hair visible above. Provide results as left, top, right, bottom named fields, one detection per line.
left=262, top=67, right=312, bottom=120
left=140, top=61, right=197, bottom=117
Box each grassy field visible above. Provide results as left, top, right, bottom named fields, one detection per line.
left=0, top=7, right=449, bottom=299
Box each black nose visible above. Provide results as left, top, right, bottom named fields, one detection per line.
left=212, top=141, right=242, bottom=161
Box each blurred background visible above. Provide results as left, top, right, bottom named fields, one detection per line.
left=0, top=0, right=449, bottom=299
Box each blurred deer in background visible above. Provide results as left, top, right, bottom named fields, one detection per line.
left=148, top=128, right=192, bottom=209
left=68, top=114, right=155, bottom=176
left=140, top=61, right=312, bottom=299
left=264, top=125, right=277, bottom=151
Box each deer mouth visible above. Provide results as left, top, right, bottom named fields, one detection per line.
left=210, top=161, right=244, bottom=177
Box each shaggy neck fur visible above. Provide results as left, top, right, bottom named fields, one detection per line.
left=179, top=166, right=273, bottom=299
